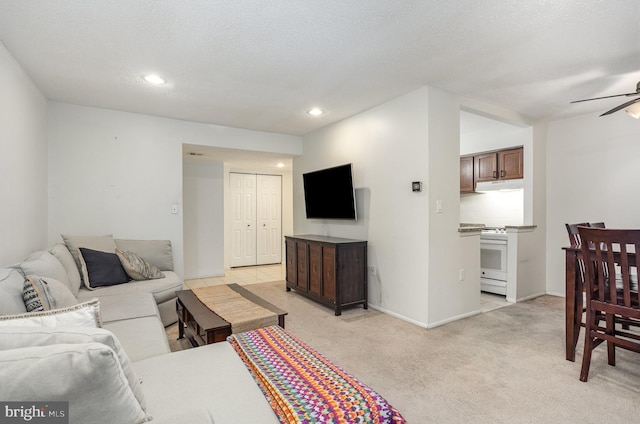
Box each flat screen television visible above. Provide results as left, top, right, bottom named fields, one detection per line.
left=303, top=163, right=357, bottom=220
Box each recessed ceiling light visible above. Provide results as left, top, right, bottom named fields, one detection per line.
left=307, top=108, right=324, bottom=116
left=277, top=162, right=285, bottom=168
left=143, top=74, right=165, bottom=85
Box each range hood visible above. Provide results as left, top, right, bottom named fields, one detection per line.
left=475, top=179, right=524, bottom=192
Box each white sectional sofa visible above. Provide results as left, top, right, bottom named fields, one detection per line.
left=0, top=237, right=279, bottom=423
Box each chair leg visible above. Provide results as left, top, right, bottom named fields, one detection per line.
left=580, top=311, right=596, bottom=382
left=606, top=313, right=616, bottom=366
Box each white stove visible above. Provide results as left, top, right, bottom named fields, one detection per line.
left=480, top=228, right=508, bottom=241
left=480, top=228, right=508, bottom=295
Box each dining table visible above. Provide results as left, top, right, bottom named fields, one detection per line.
left=562, top=243, right=637, bottom=362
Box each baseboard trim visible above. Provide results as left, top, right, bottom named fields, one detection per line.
left=514, top=292, right=547, bottom=303
left=425, top=309, right=483, bottom=329
left=369, top=304, right=483, bottom=329
left=368, top=304, right=429, bottom=329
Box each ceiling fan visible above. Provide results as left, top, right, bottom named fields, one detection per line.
left=571, top=81, right=640, bottom=117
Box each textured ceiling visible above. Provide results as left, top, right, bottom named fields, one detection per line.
left=1, top=1, right=639, bottom=135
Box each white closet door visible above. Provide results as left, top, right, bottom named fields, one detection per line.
left=256, top=175, right=282, bottom=265
left=229, top=173, right=257, bottom=267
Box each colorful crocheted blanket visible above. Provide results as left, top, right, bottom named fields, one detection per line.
left=228, top=325, right=406, bottom=424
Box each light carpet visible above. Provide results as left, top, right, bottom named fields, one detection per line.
left=166, top=280, right=640, bottom=423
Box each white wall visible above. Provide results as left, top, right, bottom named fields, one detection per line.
left=459, top=190, right=524, bottom=226
left=296, top=88, right=432, bottom=325
left=0, top=43, right=48, bottom=264
left=47, top=102, right=302, bottom=278
left=545, top=113, right=640, bottom=295
left=183, top=161, right=224, bottom=279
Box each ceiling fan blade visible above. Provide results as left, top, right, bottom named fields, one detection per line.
left=570, top=92, right=639, bottom=104
left=600, top=97, right=640, bottom=116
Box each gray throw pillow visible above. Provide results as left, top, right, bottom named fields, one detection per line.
left=115, top=249, right=165, bottom=280
left=23, top=275, right=78, bottom=312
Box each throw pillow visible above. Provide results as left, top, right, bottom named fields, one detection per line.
left=23, top=275, right=78, bottom=312
left=60, top=234, right=117, bottom=284
left=116, top=248, right=165, bottom=280
left=0, top=326, right=147, bottom=412
left=79, top=247, right=130, bottom=289
left=0, top=298, right=102, bottom=328
left=18, top=250, right=70, bottom=289
left=0, top=343, right=151, bottom=423
left=48, top=243, right=83, bottom=296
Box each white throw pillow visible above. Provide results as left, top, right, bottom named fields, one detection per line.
left=23, top=275, right=78, bottom=312
left=0, top=298, right=102, bottom=328
left=0, top=343, right=151, bottom=423
left=0, top=326, right=146, bottom=412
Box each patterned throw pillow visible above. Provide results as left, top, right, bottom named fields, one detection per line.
left=23, top=275, right=78, bottom=312
left=115, top=249, right=165, bottom=280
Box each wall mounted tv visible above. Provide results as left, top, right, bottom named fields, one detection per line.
left=303, top=163, right=357, bottom=220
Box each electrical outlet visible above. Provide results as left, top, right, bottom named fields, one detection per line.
left=171, top=204, right=178, bottom=214
left=369, top=265, right=377, bottom=277
left=458, top=268, right=465, bottom=281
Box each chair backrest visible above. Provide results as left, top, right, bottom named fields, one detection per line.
left=590, top=222, right=606, bottom=229
left=565, top=222, right=589, bottom=246
left=578, top=227, right=640, bottom=310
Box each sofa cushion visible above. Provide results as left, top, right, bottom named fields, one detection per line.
left=18, top=250, right=69, bottom=288
left=79, top=247, right=130, bottom=289
left=0, top=268, right=27, bottom=315
left=77, top=271, right=182, bottom=305
left=0, top=299, right=102, bottom=328
left=61, top=234, right=117, bottom=282
left=0, top=343, right=151, bottom=424
left=23, top=275, right=78, bottom=312
left=104, top=316, right=171, bottom=362
left=48, top=243, right=82, bottom=295
left=116, top=248, right=165, bottom=280
left=0, top=326, right=147, bottom=412
left=134, top=341, right=278, bottom=424
left=115, top=239, right=174, bottom=271
left=92, top=292, right=159, bottom=323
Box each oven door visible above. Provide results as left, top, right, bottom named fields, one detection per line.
left=480, top=239, right=508, bottom=281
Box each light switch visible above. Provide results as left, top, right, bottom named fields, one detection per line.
left=436, top=200, right=443, bottom=213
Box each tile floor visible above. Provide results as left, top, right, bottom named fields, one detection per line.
left=184, top=263, right=286, bottom=289
left=480, top=291, right=510, bottom=312
left=186, top=264, right=510, bottom=313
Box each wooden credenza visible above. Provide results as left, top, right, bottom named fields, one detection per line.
left=285, top=235, right=367, bottom=315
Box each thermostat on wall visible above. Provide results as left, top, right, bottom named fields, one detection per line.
left=412, top=181, right=422, bottom=192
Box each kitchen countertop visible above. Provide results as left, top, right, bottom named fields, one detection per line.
left=458, top=224, right=537, bottom=233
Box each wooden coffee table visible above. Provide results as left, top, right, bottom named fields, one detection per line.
left=175, top=284, right=287, bottom=347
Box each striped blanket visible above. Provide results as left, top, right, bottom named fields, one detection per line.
left=228, top=326, right=406, bottom=424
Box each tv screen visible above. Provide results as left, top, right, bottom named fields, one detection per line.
left=303, top=164, right=357, bottom=220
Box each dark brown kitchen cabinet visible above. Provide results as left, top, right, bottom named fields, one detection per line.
left=460, top=155, right=474, bottom=193
left=285, top=235, right=367, bottom=315
left=498, top=147, right=524, bottom=180
left=462, top=146, right=523, bottom=191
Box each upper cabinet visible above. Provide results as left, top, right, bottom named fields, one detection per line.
left=498, top=147, right=524, bottom=180
left=460, top=155, right=475, bottom=193
left=461, top=146, right=523, bottom=192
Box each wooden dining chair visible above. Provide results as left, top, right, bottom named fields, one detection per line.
left=577, top=227, right=640, bottom=382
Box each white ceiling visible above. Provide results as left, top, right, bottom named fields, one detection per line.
left=1, top=1, right=639, bottom=136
